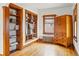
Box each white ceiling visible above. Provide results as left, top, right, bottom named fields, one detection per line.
left=17, top=3, right=74, bottom=10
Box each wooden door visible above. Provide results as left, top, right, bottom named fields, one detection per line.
left=60, top=16, right=66, bottom=38
left=57, top=16, right=63, bottom=39
left=54, top=16, right=63, bottom=39
left=54, top=17, right=59, bottom=36
left=54, top=17, right=58, bottom=38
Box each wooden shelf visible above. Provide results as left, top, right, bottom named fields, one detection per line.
left=10, top=14, right=19, bottom=17
left=25, top=10, right=37, bottom=42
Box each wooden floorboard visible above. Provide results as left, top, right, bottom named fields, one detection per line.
left=10, top=42, right=78, bottom=56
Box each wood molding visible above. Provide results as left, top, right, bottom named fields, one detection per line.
left=9, top=3, right=23, bottom=10
left=43, top=14, right=56, bottom=17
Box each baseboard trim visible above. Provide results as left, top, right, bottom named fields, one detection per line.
left=0, top=54, right=3, bottom=56
left=23, top=38, right=38, bottom=48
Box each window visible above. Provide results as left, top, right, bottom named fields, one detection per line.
left=43, top=15, right=56, bottom=34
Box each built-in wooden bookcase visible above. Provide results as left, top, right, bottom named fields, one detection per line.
left=3, top=3, right=23, bottom=56
left=25, top=10, right=37, bottom=41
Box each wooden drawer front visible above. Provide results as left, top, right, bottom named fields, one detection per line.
left=53, top=37, right=68, bottom=47
left=55, top=33, right=65, bottom=39
left=62, top=33, right=66, bottom=38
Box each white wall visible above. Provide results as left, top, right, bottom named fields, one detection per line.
left=0, top=3, right=8, bottom=54
left=38, top=6, right=73, bottom=38
left=16, top=3, right=38, bottom=14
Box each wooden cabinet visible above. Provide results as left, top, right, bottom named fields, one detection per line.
left=53, top=15, right=73, bottom=47
left=3, top=3, right=23, bottom=56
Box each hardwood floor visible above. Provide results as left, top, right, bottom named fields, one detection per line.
left=10, top=42, right=77, bottom=56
